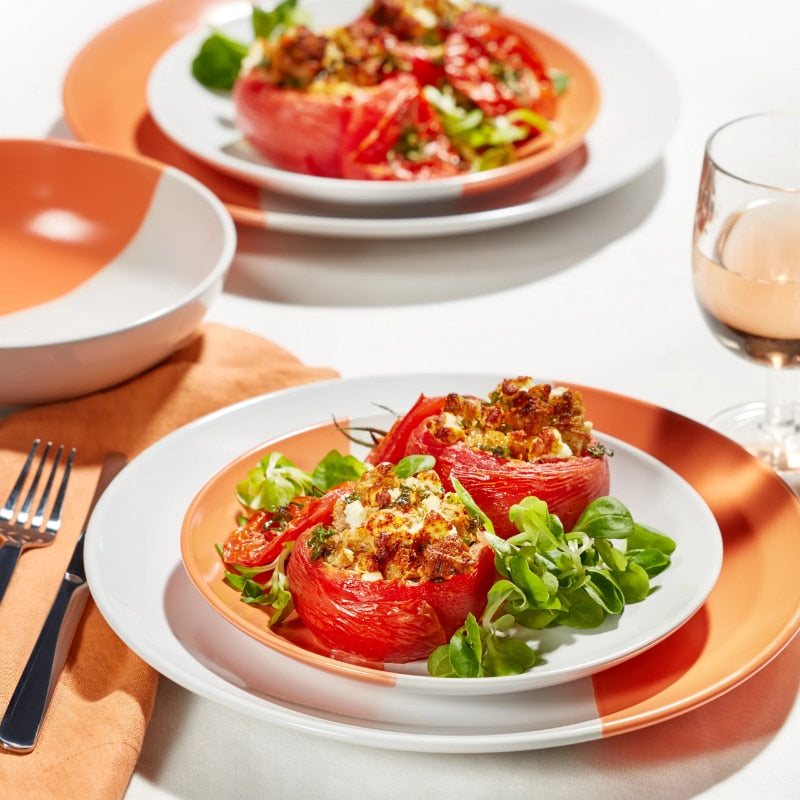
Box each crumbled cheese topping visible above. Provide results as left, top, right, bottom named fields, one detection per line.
left=311, top=462, right=484, bottom=583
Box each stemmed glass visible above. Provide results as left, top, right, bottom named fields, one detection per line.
left=692, top=111, right=800, bottom=488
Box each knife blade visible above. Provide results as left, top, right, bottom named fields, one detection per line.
left=0, top=451, right=127, bottom=752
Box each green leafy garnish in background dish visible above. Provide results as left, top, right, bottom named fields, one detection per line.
left=252, top=0, right=301, bottom=38
left=191, top=0, right=307, bottom=91
left=427, top=494, right=677, bottom=678
left=191, top=32, right=249, bottom=91
left=422, top=84, right=551, bottom=172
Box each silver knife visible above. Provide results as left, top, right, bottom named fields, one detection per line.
left=0, top=451, right=127, bottom=752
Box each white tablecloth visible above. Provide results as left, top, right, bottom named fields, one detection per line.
left=4, top=0, right=800, bottom=796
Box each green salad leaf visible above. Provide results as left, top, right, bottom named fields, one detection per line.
left=235, top=452, right=316, bottom=510
left=191, top=32, right=249, bottom=91
left=422, top=85, right=552, bottom=172
left=235, top=448, right=438, bottom=513
left=428, top=494, right=677, bottom=679
left=252, top=0, right=302, bottom=39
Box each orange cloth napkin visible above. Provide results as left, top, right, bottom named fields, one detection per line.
left=0, top=323, right=337, bottom=799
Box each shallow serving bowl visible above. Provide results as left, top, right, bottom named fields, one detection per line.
left=0, top=138, right=236, bottom=406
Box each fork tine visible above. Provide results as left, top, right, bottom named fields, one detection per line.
left=29, top=445, right=63, bottom=529
left=43, top=448, right=75, bottom=534
left=16, top=442, right=52, bottom=526
left=1, top=440, right=40, bottom=520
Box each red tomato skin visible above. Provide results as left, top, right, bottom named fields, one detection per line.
left=367, top=393, right=447, bottom=465
left=405, top=423, right=610, bottom=536
left=222, top=488, right=347, bottom=569
left=233, top=73, right=356, bottom=178
left=341, top=73, right=462, bottom=181
left=286, top=523, right=496, bottom=663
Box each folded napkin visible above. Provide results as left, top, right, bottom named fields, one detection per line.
left=0, top=323, right=337, bottom=800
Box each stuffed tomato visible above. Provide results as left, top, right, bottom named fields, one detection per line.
left=285, top=462, right=496, bottom=663
left=230, top=0, right=558, bottom=180
left=367, top=377, right=611, bottom=537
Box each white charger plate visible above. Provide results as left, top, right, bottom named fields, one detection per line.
left=64, top=0, right=679, bottom=238
left=79, top=373, right=800, bottom=755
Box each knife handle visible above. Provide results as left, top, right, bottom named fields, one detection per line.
left=0, top=568, right=89, bottom=752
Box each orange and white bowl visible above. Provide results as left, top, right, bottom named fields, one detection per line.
left=0, top=138, right=236, bottom=406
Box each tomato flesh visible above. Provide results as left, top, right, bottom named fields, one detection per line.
left=221, top=489, right=345, bottom=568
left=445, top=10, right=556, bottom=118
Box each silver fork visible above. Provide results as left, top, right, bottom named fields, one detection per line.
left=0, top=440, right=76, bottom=607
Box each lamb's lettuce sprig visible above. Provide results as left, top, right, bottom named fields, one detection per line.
left=215, top=541, right=295, bottom=624
left=428, top=494, right=676, bottom=678
left=235, top=449, right=434, bottom=511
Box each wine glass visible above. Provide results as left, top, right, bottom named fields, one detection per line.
left=692, top=111, right=800, bottom=488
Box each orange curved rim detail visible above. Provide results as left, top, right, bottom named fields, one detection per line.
left=0, top=139, right=161, bottom=314
left=579, top=385, right=800, bottom=735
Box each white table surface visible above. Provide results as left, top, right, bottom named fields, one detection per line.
left=4, top=0, right=800, bottom=797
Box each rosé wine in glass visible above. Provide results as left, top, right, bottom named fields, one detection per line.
left=692, top=112, right=800, bottom=486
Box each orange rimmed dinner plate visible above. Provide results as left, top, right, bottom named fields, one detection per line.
left=83, top=374, right=800, bottom=752
left=180, top=414, right=722, bottom=696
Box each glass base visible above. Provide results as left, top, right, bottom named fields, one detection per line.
left=709, top=401, right=800, bottom=492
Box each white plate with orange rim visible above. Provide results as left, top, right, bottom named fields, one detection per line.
left=64, top=0, right=679, bottom=238
left=83, top=373, right=800, bottom=752
left=146, top=1, right=600, bottom=205
left=0, top=138, right=235, bottom=407
left=177, top=381, right=721, bottom=696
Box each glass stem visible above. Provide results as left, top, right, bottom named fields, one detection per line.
left=762, top=366, right=799, bottom=441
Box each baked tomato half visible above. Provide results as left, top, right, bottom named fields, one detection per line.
left=232, top=75, right=360, bottom=178
left=233, top=71, right=461, bottom=180
left=285, top=463, right=496, bottom=663
left=366, top=378, right=611, bottom=537
left=341, top=73, right=463, bottom=180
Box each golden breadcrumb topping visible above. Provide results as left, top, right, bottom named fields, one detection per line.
left=308, top=462, right=483, bottom=582
left=427, top=377, right=595, bottom=461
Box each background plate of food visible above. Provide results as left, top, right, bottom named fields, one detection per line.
left=146, top=0, right=601, bottom=204
left=64, top=0, right=678, bottom=237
